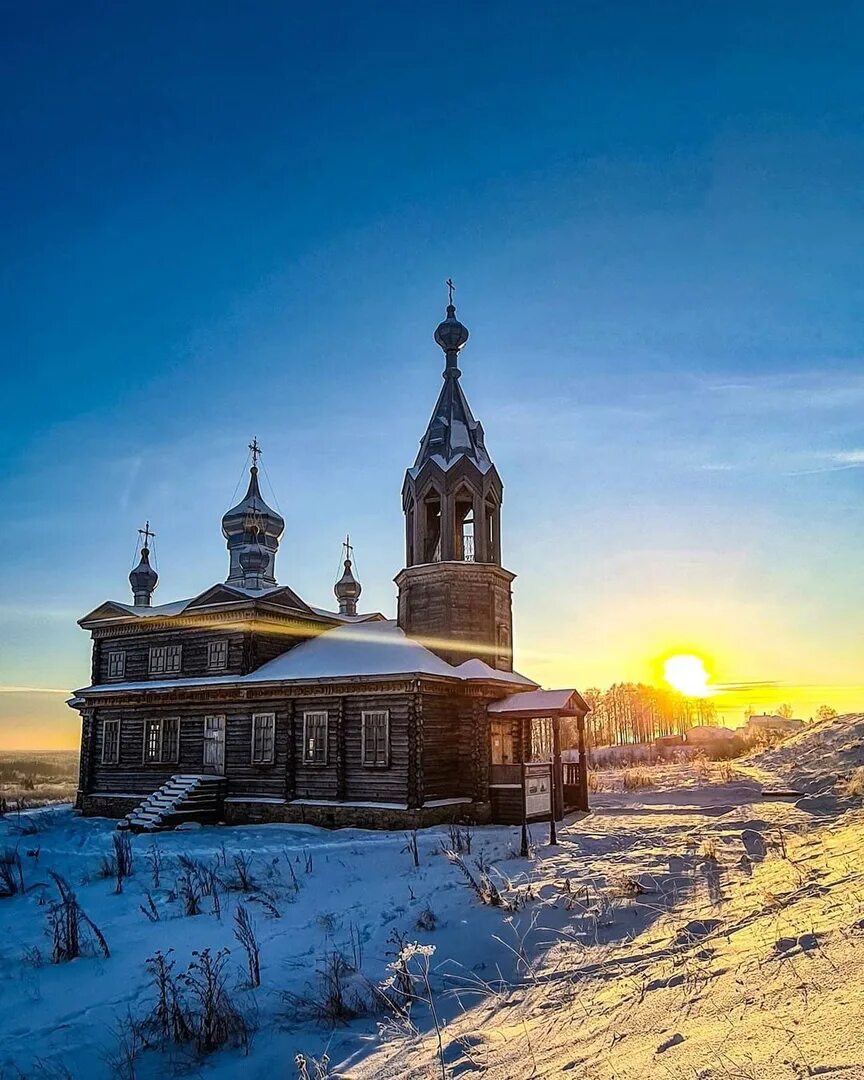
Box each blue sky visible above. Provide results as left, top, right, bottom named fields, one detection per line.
left=1, top=2, right=863, bottom=746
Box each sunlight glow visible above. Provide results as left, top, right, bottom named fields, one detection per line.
left=663, top=654, right=713, bottom=698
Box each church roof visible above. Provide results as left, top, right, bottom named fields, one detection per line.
left=74, top=620, right=537, bottom=694
left=410, top=373, right=494, bottom=476
left=410, top=299, right=494, bottom=477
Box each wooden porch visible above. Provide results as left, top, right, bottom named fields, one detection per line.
left=487, top=689, right=590, bottom=826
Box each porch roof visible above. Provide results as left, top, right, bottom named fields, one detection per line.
left=488, top=688, right=588, bottom=718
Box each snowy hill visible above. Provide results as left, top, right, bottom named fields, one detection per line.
left=746, top=711, right=864, bottom=793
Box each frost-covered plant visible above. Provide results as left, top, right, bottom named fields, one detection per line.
left=402, top=830, right=420, bottom=867
left=378, top=942, right=444, bottom=1079
left=447, top=852, right=503, bottom=907
left=283, top=949, right=370, bottom=1026
left=294, top=1051, right=332, bottom=1080
left=446, top=822, right=473, bottom=854
left=46, top=872, right=109, bottom=963
left=145, top=843, right=164, bottom=889
left=139, top=950, right=193, bottom=1048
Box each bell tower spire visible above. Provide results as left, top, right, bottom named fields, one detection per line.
left=395, top=287, right=514, bottom=669
left=129, top=521, right=158, bottom=607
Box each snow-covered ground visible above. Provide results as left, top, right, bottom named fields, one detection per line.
left=1, top=717, right=862, bottom=1079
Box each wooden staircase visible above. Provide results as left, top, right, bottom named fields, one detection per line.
left=118, top=775, right=225, bottom=832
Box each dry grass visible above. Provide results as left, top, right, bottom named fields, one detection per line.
left=621, top=767, right=653, bottom=791
left=840, top=766, right=864, bottom=797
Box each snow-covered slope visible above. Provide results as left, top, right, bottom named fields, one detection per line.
left=746, top=711, right=864, bottom=793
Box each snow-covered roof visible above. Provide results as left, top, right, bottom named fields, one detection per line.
left=488, top=688, right=585, bottom=715
left=75, top=620, right=537, bottom=696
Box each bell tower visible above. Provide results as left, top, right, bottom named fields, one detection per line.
left=395, top=288, right=514, bottom=670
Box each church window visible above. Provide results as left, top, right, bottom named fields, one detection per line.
left=207, top=639, right=228, bottom=670
left=496, top=623, right=510, bottom=665
left=423, top=494, right=441, bottom=562
left=102, top=719, right=120, bottom=764
left=251, top=712, right=276, bottom=764
left=107, top=651, right=126, bottom=679
left=303, top=711, right=328, bottom=764
left=490, top=720, right=514, bottom=765
left=149, top=644, right=182, bottom=675
left=361, top=710, right=390, bottom=767
left=143, top=717, right=180, bottom=764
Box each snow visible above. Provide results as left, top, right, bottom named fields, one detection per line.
left=487, top=687, right=580, bottom=713
left=743, top=711, right=864, bottom=794
left=6, top=724, right=863, bottom=1079
left=76, top=621, right=537, bottom=696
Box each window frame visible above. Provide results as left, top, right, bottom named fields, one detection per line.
left=149, top=644, right=183, bottom=676
left=302, top=710, right=329, bottom=765
left=102, top=718, right=121, bottom=764
left=106, top=650, right=126, bottom=680
left=251, top=712, right=276, bottom=765
left=142, top=717, right=180, bottom=764
left=207, top=639, right=228, bottom=671
left=361, top=709, right=390, bottom=768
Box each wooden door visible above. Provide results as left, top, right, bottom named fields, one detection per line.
left=203, top=714, right=226, bottom=773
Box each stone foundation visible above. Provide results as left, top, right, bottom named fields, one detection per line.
left=77, top=790, right=494, bottom=830
left=223, top=799, right=492, bottom=830
left=78, top=792, right=142, bottom=818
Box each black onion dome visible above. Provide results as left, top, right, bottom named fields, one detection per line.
left=129, top=546, right=158, bottom=596
left=434, top=303, right=470, bottom=353
left=238, top=530, right=269, bottom=576
left=221, top=466, right=285, bottom=541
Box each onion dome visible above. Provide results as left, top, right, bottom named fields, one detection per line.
left=222, top=445, right=284, bottom=586
left=129, top=544, right=158, bottom=607
left=334, top=541, right=362, bottom=616
left=434, top=302, right=470, bottom=365
left=237, top=524, right=270, bottom=589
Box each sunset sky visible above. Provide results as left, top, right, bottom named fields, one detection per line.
left=2, top=4, right=863, bottom=750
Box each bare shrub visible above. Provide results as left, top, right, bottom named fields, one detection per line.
left=140, top=893, right=160, bottom=922
left=146, top=843, right=164, bottom=889
left=138, top=950, right=193, bottom=1048
left=447, top=852, right=502, bottom=907
left=402, top=830, right=419, bottom=867
left=233, top=905, right=261, bottom=987
left=177, top=873, right=202, bottom=917
left=112, top=832, right=134, bottom=894
left=283, top=949, right=370, bottom=1025
left=180, top=948, right=255, bottom=1055
left=46, top=872, right=109, bottom=962
left=0, top=847, right=25, bottom=897
left=232, top=851, right=256, bottom=892
left=446, top=822, right=472, bottom=854
left=416, top=906, right=437, bottom=931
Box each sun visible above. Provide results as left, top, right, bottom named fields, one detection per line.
left=663, top=654, right=713, bottom=698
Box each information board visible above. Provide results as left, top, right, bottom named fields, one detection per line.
left=524, top=763, right=552, bottom=817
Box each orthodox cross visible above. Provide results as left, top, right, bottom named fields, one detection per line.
left=248, top=436, right=262, bottom=466
left=343, top=534, right=354, bottom=563
left=138, top=521, right=155, bottom=548
left=446, top=277, right=455, bottom=305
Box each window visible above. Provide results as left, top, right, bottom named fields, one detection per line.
left=362, top=710, right=390, bottom=767
left=251, top=712, right=275, bottom=764
left=107, top=651, right=126, bottom=679
left=207, top=639, right=228, bottom=671
left=302, top=711, right=328, bottom=764
left=143, top=717, right=180, bottom=763
left=149, top=645, right=182, bottom=675
left=102, top=719, right=120, bottom=764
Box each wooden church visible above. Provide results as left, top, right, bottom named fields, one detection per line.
left=70, top=296, right=589, bottom=830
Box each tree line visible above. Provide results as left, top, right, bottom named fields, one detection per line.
left=577, top=683, right=719, bottom=748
